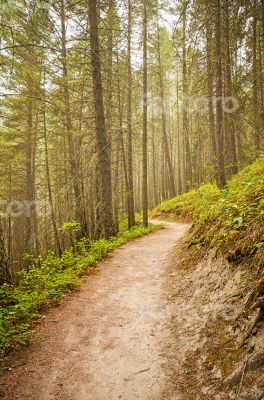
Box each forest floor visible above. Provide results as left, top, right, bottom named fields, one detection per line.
left=0, top=221, right=244, bottom=400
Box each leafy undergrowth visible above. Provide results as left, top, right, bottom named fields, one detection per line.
left=151, top=183, right=221, bottom=221
left=153, top=156, right=264, bottom=279
left=0, top=223, right=162, bottom=357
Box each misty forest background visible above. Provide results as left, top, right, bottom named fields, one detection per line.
left=0, top=0, right=264, bottom=283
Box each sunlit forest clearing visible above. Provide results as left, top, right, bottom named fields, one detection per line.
left=0, top=0, right=264, bottom=398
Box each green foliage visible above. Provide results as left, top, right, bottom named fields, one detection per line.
left=0, top=223, right=162, bottom=357
left=152, top=183, right=221, bottom=221
left=154, top=156, right=264, bottom=273
left=61, top=220, right=81, bottom=232
left=192, top=157, right=264, bottom=263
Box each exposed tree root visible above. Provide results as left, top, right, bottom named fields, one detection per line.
left=224, top=350, right=264, bottom=388
left=238, top=308, right=264, bottom=349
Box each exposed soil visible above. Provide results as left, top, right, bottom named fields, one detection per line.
left=162, top=243, right=264, bottom=400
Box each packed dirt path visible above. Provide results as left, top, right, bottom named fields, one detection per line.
left=0, top=221, right=190, bottom=400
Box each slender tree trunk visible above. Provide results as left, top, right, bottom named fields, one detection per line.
left=60, top=0, right=87, bottom=239
left=206, top=18, right=218, bottom=182
left=8, top=164, right=12, bottom=266
left=0, top=219, right=10, bottom=284
left=106, top=0, right=114, bottom=136
left=142, top=0, right=148, bottom=227
left=157, top=25, right=176, bottom=197
left=261, top=0, right=264, bottom=53
left=43, top=85, right=62, bottom=256
left=106, top=0, right=119, bottom=233
left=260, top=0, right=264, bottom=140
left=223, top=0, right=238, bottom=174
left=113, top=143, right=120, bottom=234
left=176, top=77, right=182, bottom=194
left=161, top=137, right=166, bottom=200
left=258, top=29, right=264, bottom=138
left=151, top=92, right=158, bottom=205
left=127, top=0, right=135, bottom=228
left=24, top=99, right=35, bottom=255
left=215, top=0, right=227, bottom=188
left=253, top=0, right=261, bottom=153
left=32, top=107, right=40, bottom=255
left=116, top=51, right=130, bottom=222
left=88, top=0, right=116, bottom=238
left=182, top=1, right=192, bottom=190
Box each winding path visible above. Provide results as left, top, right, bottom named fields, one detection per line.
left=0, top=222, right=189, bottom=400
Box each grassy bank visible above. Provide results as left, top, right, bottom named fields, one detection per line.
left=153, top=156, right=264, bottom=271
left=151, top=183, right=221, bottom=222
left=0, top=223, right=162, bottom=357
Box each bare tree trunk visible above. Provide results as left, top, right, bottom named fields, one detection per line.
left=116, top=51, right=130, bottom=223
left=127, top=0, right=136, bottom=228
left=261, top=0, right=264, bottom=142
left=161, top=136, right=167, bottom=200
left=261, top=0, right=264, bottom=57
left=206, top=18, right=218, bottom=182
left=88, top=0, right=116, bottom=238
left=8, top=164, right=12, bottom=267
left=43, top=83, right=62, bottom=256
left=215, top=0, right=227, bottom=188
left=60, top=0, right=87, bottom=239
left=106, top=0, right=114, bottom=136
left=223, top=0, right=238, bottom=174
left=157, top=25, right=176, bottom=198
left=0, top=219, right=10, bottom=284
left=182, top=1, right=192, bottom=190
left=113, top=143, right=120, bottom=234
left=106, top=0, right=119, bottom=233
left=32, top=107, right=40, bottom=255
left=151, top=92, right=158, bottom=205
left=253, top=0, right=261, bottom=153
left=176, top=77, right=182, bottom=194
left=258, top=28, right=264, bottom=139
left=142, top=0, right=148, bottom=227
left=24, top=99, right=36, bottom=255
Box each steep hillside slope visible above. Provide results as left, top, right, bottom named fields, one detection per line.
left=154, top=157, right=264, bottom=399
left=154, top=156, right=264, bottom=273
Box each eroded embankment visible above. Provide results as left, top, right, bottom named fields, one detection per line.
left=163, top=239, right=264, bottom=400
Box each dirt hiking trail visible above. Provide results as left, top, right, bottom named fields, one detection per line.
left=1, top=222, right=191, bottom=400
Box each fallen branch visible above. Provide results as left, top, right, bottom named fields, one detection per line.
left=238, top=308, right=264, bottom=349
left=1, top=363, right=26, bottom=373
left=133, top=368, right=150, bottom=375
left=251, top=296, right=264, bottom=311
left=224, top=350, right=264, bottom=388
left=235, top=358, right=249, bottom=399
